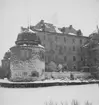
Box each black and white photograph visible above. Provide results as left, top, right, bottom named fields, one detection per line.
left=0, top=0, right=99, bottom=105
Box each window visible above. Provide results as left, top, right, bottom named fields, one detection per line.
left=56, top=45, right=58, bottom=50
left=64, top=46, right=66, bottom=51
left=80, top=39, right=82, bottom=44
left=73, top=56, right=76, bottom=61
left=80, top=47, right=82, bottom=52
left=94, top=58, right=97, bottom=63
left=73, top=46, right=75, bottom=51
left=55, top=36, right=58, bottom=42
left=73, top=65, right=76, bottom=70
left=64, top=56, right=67, bottom=62
left=64, top=37, right=66, bottom=43
left=59, top=46, right=63, bottom=55
left=72, top=38, right=75, bottom=43
left=81, top=57, right=83, bottom=61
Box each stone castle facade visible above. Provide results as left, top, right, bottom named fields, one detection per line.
left=1, top=20, right=94, bottom=81
left=28, top=20, right=89, bottom=71
left=2, top=29, right=45, bottom=82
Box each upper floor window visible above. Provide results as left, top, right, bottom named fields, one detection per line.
left=64, top=56, right=67, bottom=62
left=72, top=38, right=75, bottom=43
left=73, top=46, right=75, bottom=51
left=64, top=37, right=66, bottom=43
left=64, top=46, right=66, bottom=51
left=73, top=56, right=76, bottom=61
left=73, top=65, right=76, bottom=70
left=59, top=46, right=63, bottom=55
left=55, top=36, right=58, bottom=42
left=80, top=39, right=82, bottom=44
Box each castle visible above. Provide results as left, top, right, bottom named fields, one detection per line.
left=29, top=20, right=89, bottom=71
left=1, top=20, right=99, bottom=81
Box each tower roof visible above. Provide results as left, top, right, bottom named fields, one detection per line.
left=15, top=28, right=41, bottom=45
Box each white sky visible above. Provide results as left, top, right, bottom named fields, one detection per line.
left=0, top=0, right=99, bottom=62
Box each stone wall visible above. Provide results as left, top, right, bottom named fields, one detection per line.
left=10, top=45, right=45, bottom=82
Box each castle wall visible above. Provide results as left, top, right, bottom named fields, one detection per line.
left=10, top=45, right=45, bottom=82
left=36, top=31, right=88, bottom=71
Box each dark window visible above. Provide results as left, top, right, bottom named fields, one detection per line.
left=31, top=71, right=39, bottom=77
left=94, top=58, right=97, bottom=63
left=81, top=57, right=83, bottom=61
left=72, top=38, right=75, bottom=43
left=59, top=46, right=63, bottom=55
left=55, top=36, right=58, bottom=42
left=64, top=46, right=66, bottom=51
left=73, top=56, right=76, bottom=61
left=64, top=37, right=66, bottom=43
left=73, top=46, right=75, bottom=51
left=73, top=65, right=76, bottom=69
left=23, top=72, right=27, bottom=76
left=80, top=39, right=82, bottom=44
left=64, top=56, right=67, bottom=62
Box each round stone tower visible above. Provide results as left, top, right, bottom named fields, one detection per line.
left=10, top=29, right=45, bottom=82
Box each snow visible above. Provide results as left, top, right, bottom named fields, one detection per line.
left=54, top=27, right=62, bottom=33
left=38, top=44, right=45, bottom=48
left=0, top=83, right=99, bottom=105
left=0, top=78, right=99, bottom=84
left=68, top=32, right=77, bottom=35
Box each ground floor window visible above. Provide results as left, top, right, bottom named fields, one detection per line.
left=73, top=65, right=76, bottom=70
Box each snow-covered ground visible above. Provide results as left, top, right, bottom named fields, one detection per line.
left=0, top=83, right=99, bottom=105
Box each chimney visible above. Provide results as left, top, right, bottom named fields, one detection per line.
left=69, top=25, right=72, bottom=29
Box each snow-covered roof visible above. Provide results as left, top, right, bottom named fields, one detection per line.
left=68, top=32, right=77, bottom=35
left=28, top=28, right=35, bottom=33
left=54, top=27, right=62, bottom=33
left=38, top=44, right=45, bottom=48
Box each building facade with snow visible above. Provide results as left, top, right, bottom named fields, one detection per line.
left=27, top=20, right=89, bottom=71
left=82, top=28, right=99, bottom=72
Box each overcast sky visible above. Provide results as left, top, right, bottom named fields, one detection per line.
left=0, top=0, right=99, bottom=63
